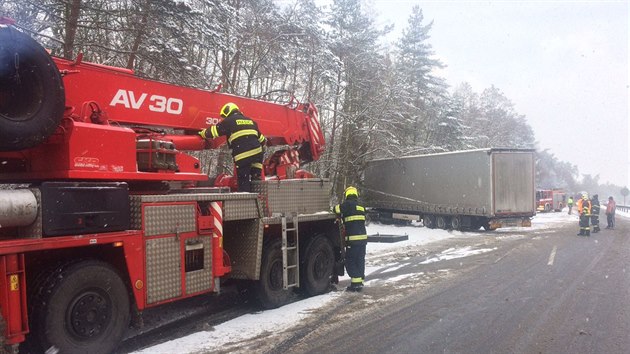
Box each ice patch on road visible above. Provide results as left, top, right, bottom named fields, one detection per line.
left=420, top=246, right=496, bottom=264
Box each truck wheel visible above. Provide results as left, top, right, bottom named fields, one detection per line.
left=29, top=260, right=129, bottom=354
left=544, top=203, right=550, bottom=212
left=301, top=235, right=334, bottom=296
left=436, top=215, right=448, bottom=230
left=255, top=239, right=291, bottom=309
left=0, top=27, right=65, bottom=151
left=450, top=216, right=462, bottom=231
left=423, top=215, right=436, bottom=229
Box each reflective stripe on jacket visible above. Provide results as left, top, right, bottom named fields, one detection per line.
left=206, top=112, right=266, bottom=161
left=334, top=196, right=367, bottom=245
left=577, top=199, right=591, bottom=216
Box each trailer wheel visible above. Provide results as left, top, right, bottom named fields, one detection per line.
left=255, top=239, right=291, bottom=309
left=436, top=215, right=448, bottom=230
left=423, top=215, right=436, bottom=229
left=0, top=27, right=65, bottom=151
left=301, top=235, right=334, bottom=296
left=450, top=216, right=462, bottom=231
left=29, top=260, right=129, bottom=354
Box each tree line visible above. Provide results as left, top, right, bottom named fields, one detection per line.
left=1, top=0, right=623, bottom=200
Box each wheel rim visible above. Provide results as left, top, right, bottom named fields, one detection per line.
left=452, top=217, right=460, bottom=230
left=66, top=289, right=112, bottom=341
left=437, top=217, right=445, bottom=229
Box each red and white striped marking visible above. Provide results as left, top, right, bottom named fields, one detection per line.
left=211, top=201, right=223, bottom=247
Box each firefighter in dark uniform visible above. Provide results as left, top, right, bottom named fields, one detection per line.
left=199, top=102, right=266, bottom=192
left=334, top=186, right=367, bottom=292
left=576, top=194, right=591, bottom=236
left=590, top=194, right=600, bottom=233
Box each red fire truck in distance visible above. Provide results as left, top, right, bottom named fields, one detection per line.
left=536, top=189, right=566, bottom=212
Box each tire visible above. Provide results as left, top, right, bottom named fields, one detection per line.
left=544, top=204, right=550, bottom=212
left=255, top=239, right=291, bottom=309
left=0, top=26, right=65, bottom=151
left=423, top=215, right=436, bottom=229
left=28, top=260, right=129, bottom=354
left=301, top=235, right=334, bottom=296
left=436, top=215, right=448, bottom=230
left=450, top=216, right=461, bottom=231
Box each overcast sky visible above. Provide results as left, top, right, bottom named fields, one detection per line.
left=365, top=0, right=628, bottom=187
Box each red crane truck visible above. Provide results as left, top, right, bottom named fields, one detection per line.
left=0, top=22, right=341, bottom=353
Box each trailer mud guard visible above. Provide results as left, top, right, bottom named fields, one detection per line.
left=0, top=254, right=28, bottom=345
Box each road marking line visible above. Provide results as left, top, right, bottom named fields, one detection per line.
left=548, top=246, right=557, bottom=266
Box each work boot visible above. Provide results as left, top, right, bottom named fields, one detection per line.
left=346, top=283, right=363, bottom=292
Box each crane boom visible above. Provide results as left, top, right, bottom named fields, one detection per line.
left=0, top=26, right=325, bottom=183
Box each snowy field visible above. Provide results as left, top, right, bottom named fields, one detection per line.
left=131, top=210, right=616, bottom=354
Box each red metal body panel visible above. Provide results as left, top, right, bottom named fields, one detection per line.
left=0, top=254, right=28, bottom=345
left=0, top=120, right=206, bottom=181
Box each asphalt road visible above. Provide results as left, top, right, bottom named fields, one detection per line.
left=270, top=215, right=630, bottom=354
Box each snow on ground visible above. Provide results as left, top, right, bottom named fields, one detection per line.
left=130, top=210, right=574, bottom=354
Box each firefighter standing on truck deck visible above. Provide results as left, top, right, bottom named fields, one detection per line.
left=199, top=102, right=266, bottom=192
left=576, top=194, right=592, bottom=236
left=590, top=194, right=601, bottom=233
left=334, top=186, right=367, bottom=292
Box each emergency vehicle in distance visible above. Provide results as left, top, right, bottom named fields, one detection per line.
left=0, top=22, right=342, bottom=354
left=536, top=189, right=566, bottom=212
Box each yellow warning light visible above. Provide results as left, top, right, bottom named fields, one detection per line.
left=113, top=241, right=124, bottom=247
left=135, top=280, right=144, bottom=290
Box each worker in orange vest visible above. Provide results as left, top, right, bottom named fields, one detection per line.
left=576, top=194, right=592, bottom=236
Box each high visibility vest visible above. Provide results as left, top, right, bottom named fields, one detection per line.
left=203, top=112, right=266, bottom=162
left=334, top=197, right=367, bottom=244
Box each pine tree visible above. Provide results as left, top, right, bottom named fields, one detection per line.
left=395, top=5, right=451, bottom=151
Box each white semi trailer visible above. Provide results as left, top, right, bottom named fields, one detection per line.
left=364, top=148, right=536, bottom=230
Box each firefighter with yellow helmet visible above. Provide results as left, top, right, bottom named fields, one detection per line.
left=199, top=102, right=266, bottom=192
left=576, top=193, right=592, bottom=236
left=334, top=186, right=367, bottom=292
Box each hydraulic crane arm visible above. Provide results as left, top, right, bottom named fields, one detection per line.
left=0, top=25, right=325, bottom=182
left=54, top=56, right=325, bottom=163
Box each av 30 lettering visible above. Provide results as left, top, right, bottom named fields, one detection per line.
left=110, top=89, right=183, bottom=115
